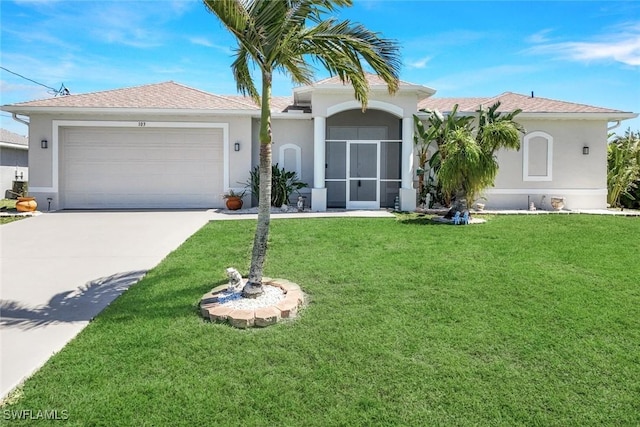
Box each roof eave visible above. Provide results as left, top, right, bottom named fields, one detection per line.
left=293, top=83, right=436, bottom=97
left=414, top=110, right=638, bottom=121
left=517, top=112, right=638, bottom=121
left=0, top=141, right=29, bottom=150
left=271, top=112, right=313, bottom=119
left=0, top=106, right=260, bottom=116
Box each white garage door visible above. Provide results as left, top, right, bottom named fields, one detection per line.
left=62, top=126, right=225, bottom=209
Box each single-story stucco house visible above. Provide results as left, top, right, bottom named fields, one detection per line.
left=1, top=74, right=636, bottom=211
left=0, top=128, right=28, bottom=198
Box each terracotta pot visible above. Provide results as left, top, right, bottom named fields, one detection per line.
left=550, top=197, right=565, bottom=211
left=16, top=197, right=37, bottom=212
left=225, top=197, right=243, bottom=210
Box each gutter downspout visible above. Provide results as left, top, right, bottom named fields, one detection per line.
left=607, top=120, right=621, bottom=132
left=11, top=113, right=29, bottom=126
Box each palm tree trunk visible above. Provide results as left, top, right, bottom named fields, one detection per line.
left=244, top=71, right=273, bottom=298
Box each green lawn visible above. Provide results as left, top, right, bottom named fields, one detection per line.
left=2, top=215, right=639, bottom=426
left=0, top=199, right=22, bottom=225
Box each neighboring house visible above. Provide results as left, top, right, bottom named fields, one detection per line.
left=1, top=76, right=636, bottom=211
left=0, top=128, right=28, bottom=198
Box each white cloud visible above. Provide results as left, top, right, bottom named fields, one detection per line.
left=525, top=22, right=640, bottom=66
left=406, top=56, right=432, bottom=70
left=189, top=36, right=214, bottom=48
left=187, top=36, right=235, bottom=55
left=526, top=29, right=554, bottom=44
left=424, top=64, right=540, bottom=93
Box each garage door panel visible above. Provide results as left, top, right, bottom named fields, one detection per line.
left=62, top=126, right=225, bottom=209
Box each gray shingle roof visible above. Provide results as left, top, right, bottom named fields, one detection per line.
left=0, top=128, right=28, bottom=146
left=8, top=82, right=260, bottom=110
left=3, top=81, right=633, bottom=117
left=4, top=81, right=301, bottom=113
left=418, top=92, right=629, bottom=114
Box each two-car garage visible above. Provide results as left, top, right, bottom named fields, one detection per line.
left=59, top=123, right=227, bottom=209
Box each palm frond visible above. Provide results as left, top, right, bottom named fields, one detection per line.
left=231, top=48, right=260, bottom=101
left=480, top=120, right=522, bottom=153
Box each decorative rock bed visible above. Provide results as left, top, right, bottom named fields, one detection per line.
left=199, top=277, right=306, bottom=328
left=431, top=215, right=487, bottom=225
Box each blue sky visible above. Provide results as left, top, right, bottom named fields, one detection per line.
left=1, top=0, right=639, bottom=136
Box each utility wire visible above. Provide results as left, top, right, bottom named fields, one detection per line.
left=0, top=66, right=70, bottom=96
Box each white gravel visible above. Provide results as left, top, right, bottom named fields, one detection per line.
left=220, top=285, right=285, bottom=310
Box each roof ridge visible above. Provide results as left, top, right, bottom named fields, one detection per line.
left=166, top=82, right=255, bottom=108
left=211, top=92, right=260, bottom=109
left=312, top=72, right=417, bottom=87
left=11, top=81, right=177, bottom=106
left=527, top=92, right=618, bottom=111
left=419, top=92, right=630, bottom=114
left=497, top=91, right=622, bottom=112
left=477, top=91, right=513, bottom=108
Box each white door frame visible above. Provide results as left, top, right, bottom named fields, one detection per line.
left=346, top=140, right=380, bottom=209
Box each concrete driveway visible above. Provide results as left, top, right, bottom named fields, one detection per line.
left=0, top=210, right=211, bottom=399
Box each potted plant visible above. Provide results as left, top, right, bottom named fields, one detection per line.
left=222, top=189, right=245, bottom=210
left=10, top=182, right=38, bottom=212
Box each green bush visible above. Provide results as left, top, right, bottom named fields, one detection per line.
left=247, top=164, right=308, bottom=207
left=607, top=129, right=640, bottom=208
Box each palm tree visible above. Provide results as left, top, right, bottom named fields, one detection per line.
left=204, top=0, right=400, bottom=297
left=415, top=102, right=523, bottom=208
left=414, top=105, right=473, bottom=206
left=468, top=102, right=524, bottom=205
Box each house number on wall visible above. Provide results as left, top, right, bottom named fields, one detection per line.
left=138, top=121, right=146, bottom=127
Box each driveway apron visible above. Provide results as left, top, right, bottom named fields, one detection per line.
left=0, top=211, right=211, bottom=399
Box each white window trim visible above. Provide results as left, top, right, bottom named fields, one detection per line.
left=522, top=131, right=553, bottom=182
left=279, top=143, right=302, bottom=178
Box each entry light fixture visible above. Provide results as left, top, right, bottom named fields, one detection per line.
left=234, top=141, right=240, bottom=152
left=582, top=146, right=589, bottom=155
left=41, top=139, right=48, bottom=149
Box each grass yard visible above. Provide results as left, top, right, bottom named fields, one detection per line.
left=0, top=199, right=22, bottom=225
left=2, top=215, right=639, bottom=426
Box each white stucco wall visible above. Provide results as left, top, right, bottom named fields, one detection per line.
left=327, top=109, right=401, bottom=139
left=270, top=118, right=314, bottom=205
left=0, top=147, right=28, bottom=197
left=23, top=101, right=621, bottom=211
left=413, top=116, right=613, bottom=210
left=488, top=119, right=608, bottom=209
left=311, top=90, right=419, bottom=119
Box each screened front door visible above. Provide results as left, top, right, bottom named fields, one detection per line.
left=325, top=126, right=400, bottom=209
left=347, top=142, right=379, bottom=209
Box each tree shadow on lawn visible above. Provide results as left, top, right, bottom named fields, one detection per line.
left=396, top=215, right=451, bottom=226
left=0, top=270, right=148, bottom=330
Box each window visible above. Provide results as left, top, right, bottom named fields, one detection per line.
left=279, top=144, right=302, bottom=178
left=523, top=131, right=553, bottom=181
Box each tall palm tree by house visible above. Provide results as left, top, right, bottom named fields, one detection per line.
left=416, top=102, right=523, bottom=208
left=414, top=105, right=474, bottom=206
left=441, top=102, right=523, bottom=207
left=203, top=0, right=400, bottom=297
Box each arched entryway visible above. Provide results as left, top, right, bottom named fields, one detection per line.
left=325, top=109, right=402, bottom=209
